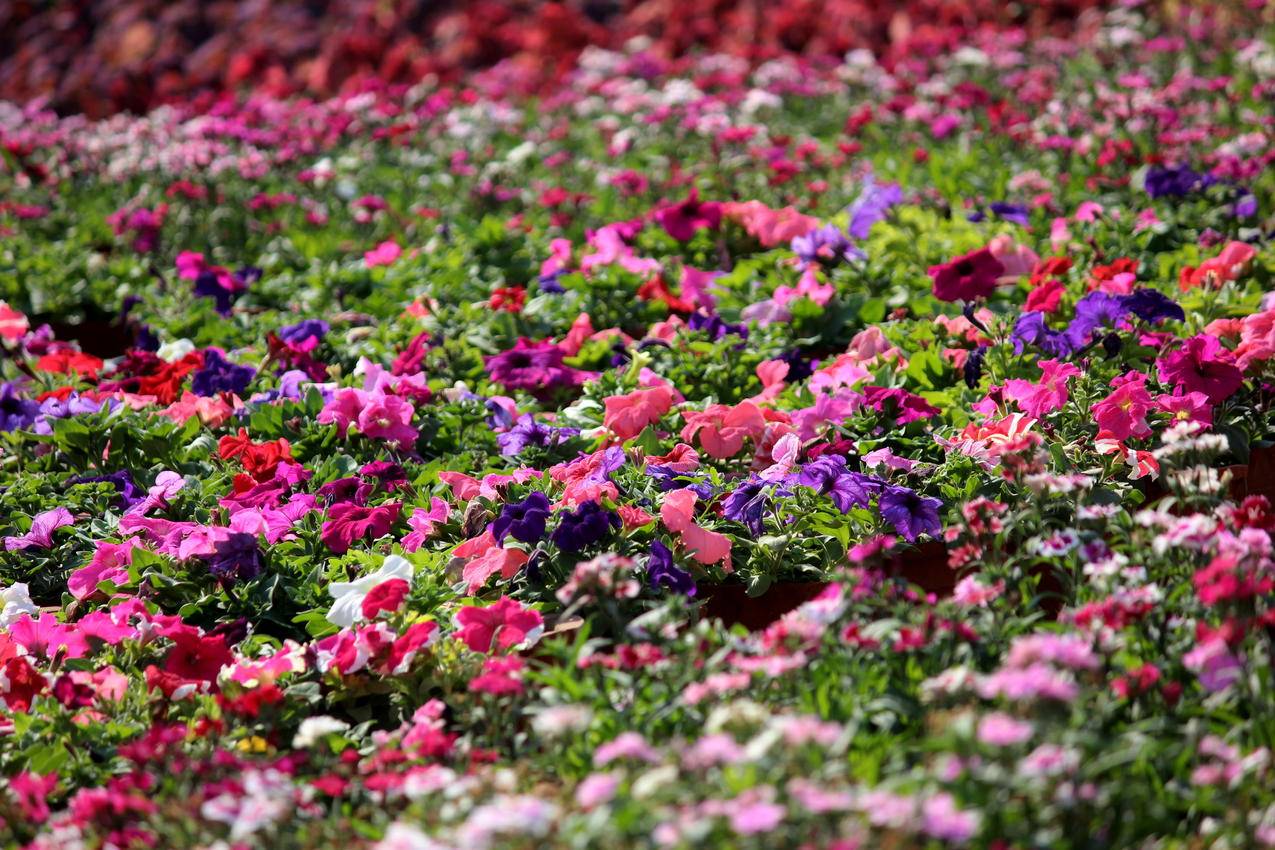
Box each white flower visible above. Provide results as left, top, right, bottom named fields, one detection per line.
left=327, top=555, right=414, bottom=628
left=292, top=716, right=350, bottom=748
left=157, top=338, right=196, bottom=363
left=0, top=583, right=37, bottom=628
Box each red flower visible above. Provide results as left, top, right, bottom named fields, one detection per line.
left=929, top=247, right=1005, bottom=302
left=35, top=350, right=104, bottom=379
left=218, top=429, right=293, bottom=482
left=165, top=630, right=233, bottom=683
left=361, top=578, right=410, bottom=619
left=490, top=286, right=526, bottom=313
left=0, top=655, right=47, bottom=711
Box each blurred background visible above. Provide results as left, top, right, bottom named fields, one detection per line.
left=0, top=0, right=1131, bottom=116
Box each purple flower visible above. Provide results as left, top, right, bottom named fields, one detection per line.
left=278, top=319, right=329, bottom=346
left=792, top=224, right=863, bottom=266
left=551, top=501, right=619, bottom=552
left=1011, top=312, right=1075, bottom=357
left=0, top=383, right=40, bottom=433
left=989, top=201, right=1030, bottom=225
left=191, top=349, right=255, bottom=397
left=846, top=176, right=902, bottom=239
left=1065, top=291, right=1131, bottom=349
left=1145, top=164, right=1211, bottom=199
left=486, top=339, right=588, bottom=394
left=722, top=477, right=775, bottom=536
left=1120, top=289, right=1185, bottom=324
left=647, top=539, right=696, bottom=596
left=69, top=470, right=142, bottom=509
left=798, top=456, right=881, bottom=514
left=206, top=532, right=263, bottom=583
left=4, top=507, right=75, bottom=551
left=878, top=486, right=942, bottom=542
left=688, top=311, right=748, bottom=342
left=492, top=492, right=552, bottom=545
left=497, top=415, right=578, bottom=457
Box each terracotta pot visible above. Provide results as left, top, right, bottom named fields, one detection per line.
left=700, top=581, right=830, bottom=631
left=1247, top=445, right=1275, bottom=501
left=886, top=541, right=954, bottom=596
left=32, top=315, right=133, bottom=358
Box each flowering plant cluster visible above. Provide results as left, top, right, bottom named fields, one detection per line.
left=1, top=3, right=1275, bottom=848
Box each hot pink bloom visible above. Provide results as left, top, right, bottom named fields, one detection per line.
left=1004, top=359, right=1082, bottom=417
left=1156, top=334, right=1244, bottom=403
left=356, top=393, right=418, bottom=449
left=364, top=240, right=402, bottom=267
left=455, top=596, right=544, bottom=653
left=1091, top=372, right=1154, bottom=440
left=654, top=191, right=722, bottom=241
left=5, top=507, right=75, bottom=551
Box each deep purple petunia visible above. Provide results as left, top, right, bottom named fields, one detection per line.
left=492, top=492, right=553, bottom=545
left=191, top=349, right=255, bottom=397
left=550, top=501, right=619, bottom=552
left=486, top=339, right=588, bottom=394
left=878, top=486, right=942, bottom=542
left=207, top=532, right=263, bottom=583
left=647, top=539, right=696, bottom=597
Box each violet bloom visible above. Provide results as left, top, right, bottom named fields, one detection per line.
left=551, top=501, right=619, bottom=552
left=989, top=201, right=1030, bottom=225
left=723, top=477, right=789, bottom=536
left=1145, top=165, right=1212, bottom=199
left=846, top=176, right=902, bottom=239
left=278, top=319, right=329, bottom=348
left=69, top=470, right=142, bottom=510
left=34, top=393, right=110, bottom=435
left=492, top=492, right=552, bottom=545
left=192, top=350, right=255, bottom=397
left=647, top=539, right=696, bottom=596
left=878, top=485, right=942, bottom=542
left=4, top=507, right=75, bottom=551
left=1011, top=312, right=1075, bottom=357
left=798, top=456, right=881, bottom=514
left=206, top=532, right=263, bottom=583
left=792, top=224, right=863, bottom=266
left=486, top=339, right=587, bottom=394
left=688, top=311, right=748, bottom=342
left=497, top=414, right=579, bottom=457
left=1065, top=291, right=1131, bottom=349
left=0, top=383, right=40, bottom=432
left=1120, top=289, right=1185, bottom=324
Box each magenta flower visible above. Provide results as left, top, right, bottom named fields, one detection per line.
left=929, top=247, right=1005, bottom=302
left=5, top=507, right=75, bottom=551
left=1156, top=334, right=1244, bottom=403
left=356, top=393, right=418, bottom=449
left=654, top=191, right=722, bottom=241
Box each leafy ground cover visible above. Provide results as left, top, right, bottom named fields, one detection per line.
left=1, top=3, right=1275, bottom=848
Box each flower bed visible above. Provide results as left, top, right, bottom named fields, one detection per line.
left=1, top=4, right=1275, bottom=848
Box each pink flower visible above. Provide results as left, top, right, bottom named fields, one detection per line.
left=988, top=234, right=1039, bottom=284
left=0, top=301, right=29, bottom=341
left=604, top=384, right=676, bottom=442
left=660, top=489, right=732, bottom=568
left=402, top=498, right=450, bottom=552
left=723, top=200, right=820, bottom=247
left=356, top=393, right=418, bottom=448
left=977, top=712, right=1034, bottom=746
left=364, top=240, right=402, bottom=268
left=68, top=538, right=141, bottom=600
left=1003, top=359, right=1082, bottom=417
left=455, top=597, right=544, bottom=653
left=654, top=191, right=722, bottom=241
left=593, top=732, right=660, bottom=765
left=1091, top=372, right=1154, bottom=441
left=575, top=773, right=621, bottom=809
left=468, top=656, right=525, bottom=696
left=1156, top=391, right=1212, bottom=426
left=1156, top=334, right=1244, bottom=404
left=681, top=401, right=767, bottom=458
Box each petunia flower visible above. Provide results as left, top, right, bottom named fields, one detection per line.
left=5, top=507, right=75, bottom=551
left=327, top=555, right=414, bottom=628
left=454, top=596, right=544, bottom=653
